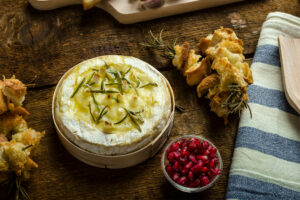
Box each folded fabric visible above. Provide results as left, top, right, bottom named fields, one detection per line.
left=226, top=12, right=300, bottom=200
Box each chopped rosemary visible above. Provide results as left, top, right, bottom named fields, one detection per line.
left=100, top=80, right=104, bottom=91
left=91, top=93, right=100, bottom=113
left=124, top=108, right=142, bottom=132
left=127, top=111, right=141, bottom=132
left=96, top=105, right=108, bottom=123
left=89, top=102, right=96, bottom=122
left=139, top=82, right=158, bottom=88
left=92, top=68, right=99, bottom=72
left=111, top=96, right=120, bottom=103
left=123, top=67, right=132, bottom=77
left=105, top=83, right=122, bottom=86
left=86, top=72, right=95, bottom=85
left=115, top=71, right=123, bottom=94
left=71, top=78, right=85, bottom=98
left=90, top=90, right=119, bottom=94
left=114, top=113, right=128, bottom=124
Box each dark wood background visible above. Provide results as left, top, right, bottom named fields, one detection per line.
left=0, top=0, right=299, bottom=199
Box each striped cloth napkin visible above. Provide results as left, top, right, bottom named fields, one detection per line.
left=226, top=12, right=300, bottom=200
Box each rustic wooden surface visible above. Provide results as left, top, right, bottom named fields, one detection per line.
left=0, top=0, right=299, bottom=199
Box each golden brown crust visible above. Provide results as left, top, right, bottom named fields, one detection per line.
left=82, top=0, right=102, bottom=10
left=186, top=57, right=211, bottom=86
left=0, top=81, right=8, bottom=115
left=197, top=73, right=220, bottom=98
left=2, top=78, right=27, bottom=106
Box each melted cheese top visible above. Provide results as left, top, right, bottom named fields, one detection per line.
left=57, top=56, right=172, bottom=155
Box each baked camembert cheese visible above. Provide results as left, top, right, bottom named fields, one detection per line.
left=55, top=56, right=172, bottom=155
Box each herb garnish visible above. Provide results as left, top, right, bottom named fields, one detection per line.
left=89, top=102, right=96, bottom=122
left=114, top=113, right=128, bottom=124
left=139, top=82, right=158, bottom=88
left=114, top=108, right=144, bottom=132
left=91, top=93, right=100, bottom=113
left=96, top=105, right=108, bottom=123
left=71, top=78, right=86, bottom=98
left=86, top=72, right=95, bottom=85
left=90, top=90, right=119, bottom=94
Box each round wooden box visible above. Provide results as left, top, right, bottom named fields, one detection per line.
left=52, top=55, right=175, bottom=169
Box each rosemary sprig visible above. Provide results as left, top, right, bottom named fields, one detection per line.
left=140, top=29, right=177, bottom=59
left=221, top=84, right=252, bottom=118
left=139, top=82, right=158, bottom=88
left=115, top=71, right=123, bottom=94
left=71, top=78, right=86, bottom=98
left=89, top=102, right=96, bottom=122
left=100, top=80, right=104, bottom=91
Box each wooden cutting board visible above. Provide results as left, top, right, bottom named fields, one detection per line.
left=28, top=0, right=243, bottom=24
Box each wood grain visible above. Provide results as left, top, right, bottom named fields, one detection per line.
left=0, top=0, right=299, bottom=199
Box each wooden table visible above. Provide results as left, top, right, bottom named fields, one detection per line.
left=0, top=0, right=299, bottom=199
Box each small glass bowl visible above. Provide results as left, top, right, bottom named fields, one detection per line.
left=161, top=135, right=223, bottom=193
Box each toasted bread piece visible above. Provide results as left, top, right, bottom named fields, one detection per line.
left=0, top=81, right=8, bottom=115
left=2, top=78, right=27, bottom=106
left=186, top=57, right=211, bottom=86
left=82, top=0, right=102, bottom=10
left=197, top=73, right=220, bottom=98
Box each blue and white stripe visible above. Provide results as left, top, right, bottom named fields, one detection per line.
left=226, top=12, right=300, bottom=199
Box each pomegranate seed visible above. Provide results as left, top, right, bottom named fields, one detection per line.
left=185, top=161, right=193, bottom=169
left=197, top=160, right=204, bottom=168
left=200, top=176, right=210, bottom=186
left=189, top=154, right=198, bottom=163
left=170, top=142, right=180, bottom=152
left=179, top=156, right=188, bottom=164
left=173, top=161, right=180, bottom=171
left=211, top=168, right=221, bottom=176
left=182, top=150, right=190, bottom=157
left=200, top=167, right=209, bottom=172
left=166, top=164, right=173, bottom=175
left=182, top=168, right=189, bottom=175
left=174, top=151, right=181, bottom=159
left=197, top=155, right=208, bottom=161
left=204, top=149, right=210, bottom=156
left=189, top=178, right=201, bottom=187
left=167, top=152, right=175, bottom=161
left=188, top=171, right=194, bottom=181
left=188, top=141, right=197, bottom=152
left=172, top=173, right=180, bottom=181
left=181, top=140, right=189, bottom=149
left=209, top=159, right=215, bottom=168
left=177, top=176, right=187, bottom=186
left=207, top=171, right=214, bottom=179
left=192, top=164, right=202, bottom=174
left=203, top=141, right=209, bottom=149
left=210, top=147, right=217, bottom=157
